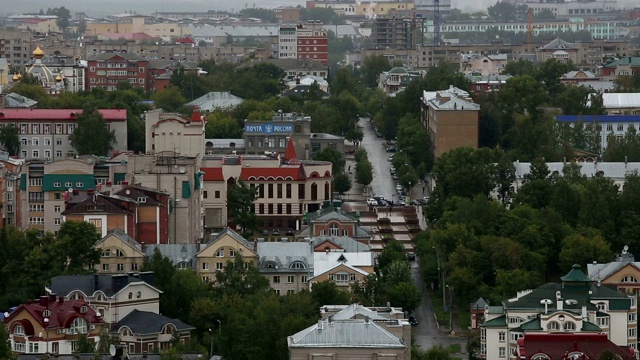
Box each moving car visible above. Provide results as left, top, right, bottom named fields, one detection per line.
left=408, top=316, right=418, bottom=326
left=285, top=228, right=295, bottom=236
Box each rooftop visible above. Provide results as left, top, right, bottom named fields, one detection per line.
left=288, top=318, right=405, bottom=348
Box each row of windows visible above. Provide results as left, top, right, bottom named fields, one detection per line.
left=20, top=123, right=74, bottom=135
left=21, top=137, right=65, bottom=146
left=273, top=275, right=307, bottom=283
left=103, top=263, right=139, bottom=271
left=329, top=273, right=357, bottom=282
left=21, top=149, right=65, bottom=159
left=201, top=262, right=225, bottom=270
left=274, top=289, right=296, bottom=295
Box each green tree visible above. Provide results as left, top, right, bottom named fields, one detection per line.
left=0, top=323, right=15, bottom=360
left=227, top=180, right=259, bottom=235
left=382, top=260, right=412, bottom=285
left=331, top=66, right=358, bottom=97
left=494, top=153, right=516, bottom=206
left=333, top=173, right=352, bottom=195
left=487, top=2, right=528, bottom=21
left=55, top=221, right=101, bottom=274
left=0, top=125, right=20, bottom=156
left=386, top=282, right=421, bottom=312
left=360, top=55, right=392, bottom=88
left=377, top=240, right=407, bottom=271
left=46, top=7, right=71, bottom=34
left=355, top=158, right=373, bottom=186
left=96, top=326, right=120, bottom=354
left=10, top=82, right=50, bottom=107
left=215, top=255, right=271, bottom=297
left=311, top=281, right=351, bottom=307
left=70, top=108, right=116, bottom=156
left=414, top=344, right=453, bottom=360
left=535, top=8, right=556, bottom=20
left=151, top=85, right=188, bottom=113
left=313, top=147, right=346, bottom=175
left=160, top=269, right=210, bottom=319
left=558, top=233, right=612, bottom=272
left=74, top=334, right=95, bottom=353
left=205, top=112, right=242, bottom=139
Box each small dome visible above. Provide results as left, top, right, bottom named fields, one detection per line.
left=55, top=74, right=62, bottom=82
left=16, top=73, right=22, bottom=80
left=32, top=45, right=45, bottom=58
left=388, top=67, right=408, bottom=74
left=12, top=74, right=18, bottom=81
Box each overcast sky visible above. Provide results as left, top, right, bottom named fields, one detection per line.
left=1, top=0, right=637, bottom=18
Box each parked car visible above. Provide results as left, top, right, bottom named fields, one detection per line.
left=407, top=252, right=416, bottom=261
left=410, top=199, right=420, bottom=206
left=272, top=229, right=280, bottom=236
left=285, top=228, right=295, bottom=236
left=392, top=174, right=399, bottom=180
left=396, top=184, right=403, bottom=193
left=417, top=198, right=428, bottom=205
left=386, top=146, right=397, bottom=153
left=388, top=155, right=395, bottom=161
left=408, top=315, right=418, bottom=326
left=262, top=229, right=269, bottom=236
left=373, top=195, right=386, bottom=202
left=367, top=198, right=378, bottom=206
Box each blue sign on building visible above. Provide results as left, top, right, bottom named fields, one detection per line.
left=244, top=123, right=294, bottom=134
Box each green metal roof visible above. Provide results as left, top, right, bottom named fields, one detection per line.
left=603, top=56, right=640, bottom=68
left=42, top=174, right=95, bottom=191
left=560, top=264, right=591, bottom=283
left=581, top=321, right=601, bottom=332
left=519, top=317, right=542, bottom=331
left=483, top=315, right=507, bottom=327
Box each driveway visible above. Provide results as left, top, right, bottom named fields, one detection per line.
left=359, top=118, right=396, bottom=201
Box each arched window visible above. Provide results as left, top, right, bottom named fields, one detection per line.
left=12, top=324, right=24, bottom=336
left=622, top=275, right=639, bottom=283
left=311, top=183, right=318, bottom=201
left=290, top=261, right=306, bottom=269
left=70, top=317, right=87, bottom=334
left=136, top=291, right=142, bottom=299
left=597, top=302, right=607, bottom=311
left=330, top=223, right=339, bottom=237
left=128, top=292, right=133, bottom=300
left=547, top=321, right=560, bottom=331
left=324, top=182, right=330, bottom=200
left=563, top=321, right=576, bottom=331
left=114, top=249, right=124, bottom=257
left=532, top=354, right=550, bottom=360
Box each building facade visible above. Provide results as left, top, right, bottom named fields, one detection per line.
left=0, top=29, right=32, bottom=68
left=295, top=21, right=329, bottom=66
left=0, top=108, right=127, bottom=160
left=420, top=86, right=481, bottom=157
left=372, top=16, right=426, bottom=50
left=86, top=53, right=149, bottom=91
left=480, top=265, right=637, bottom=358
left=257, top=241, right=313, bottom=295
left=94, top=229, right=146, bottom=274
left=195, top=228, right=259, bottom=283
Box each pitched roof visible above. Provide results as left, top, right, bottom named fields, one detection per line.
left=96, top=228, right=142, bottom=251
left=88, top=52, right=148, bottom=62
left=2, top=92, right=38, bottom=108
left=240, top=166, right=304, bottom=181
left=116, top=309, right=194, bottom=335
left=310, top=208, right=357, bottom=223
left=48, top=273, right=159, bottom=298
left=201, top=167, right=224, bottom=181
left=4, top=296, right=102, bottom=330
left=560, top=264, right=591, bottom=283
left=313, top=236, right=370, bottom=252
left=483, top=315, right=506, bottom=327
left=540, top=37, right=577, bottom=50
left=288, top=318, right=405, bottom=348
left=313, top=251, right=374, bottom=277
left=471, top=297, right=488, bottom=310
left=186, top=91, right=244, bottom=111
left=0, top=109, right=127, bottom=121
left=200, top=227, right=254, bottom=254
left=518, top=333, right=634, bottom=360
left=603, top=56, right=640, bottom=69
left=602, top=93, right=640, bottom=108
left=331, top=303, right=392, bottom=321
left=144, top=244, right=198, bottom=267
left=257, top=242, right=313, bottom=271
left=284, top=137, right=298, bottom=161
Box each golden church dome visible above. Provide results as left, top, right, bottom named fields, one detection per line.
left=32, top=45, right=45, bottom=59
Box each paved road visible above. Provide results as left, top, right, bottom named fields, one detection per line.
left=360, top=118, right=467, bottom=354
left=359, top=118, right=397, bottom=201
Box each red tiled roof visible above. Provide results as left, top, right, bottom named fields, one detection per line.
left=0, top=109, right=127, bottom=121
left=284, top=137, right=297, bottom=161
left=240, top=166, right=303, bottom=181
left=3, top=295, right=103, bottom=332
left=202, top=167, right=224, bottom=181
left=176, top=37, right=195, bottom=44
left=190, top=110, right=204, bottom=122
left=519, top=333, right=634, bottom=360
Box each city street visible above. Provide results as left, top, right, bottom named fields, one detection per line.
left=360, top=117, right=467, bottom=355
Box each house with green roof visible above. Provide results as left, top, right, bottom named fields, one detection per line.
left=480, top=264, right=637, bottom=359
left=602, top=56, right=640, bottom=78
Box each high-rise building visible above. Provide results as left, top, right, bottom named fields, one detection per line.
left=278, top=21, right=329, bottom=66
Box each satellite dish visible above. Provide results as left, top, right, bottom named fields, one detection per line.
left=179, top=167, right=186, bottom=174
left=624, top=245, right=629, bottom=252
left=109, top=344, right=116, bottom=357
left=125, top=190, right=131, bottom=195
left=68, top=188, right=73, bottom=193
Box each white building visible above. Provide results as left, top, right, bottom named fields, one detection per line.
left=555, top=114, right=640, bottom=153
left=279, top=25, right=298, bottom=60
left=480, top=265, right=637, bottom=358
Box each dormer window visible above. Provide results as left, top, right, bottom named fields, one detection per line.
left=137, top=197, right=146, bottom=203
left=547, top=321, right=560, bottom=331
left=622, top=275, right=639, bottom=283
left=329, top=224, right=339, bottom=237
left=563, top=321, right=576, bottom=331
left=12, top=324, right=24, bottom=336
left=290, top=261, right=305, bottom=269
left=216, top=249, right=224, bottom=257
left=70, top=317, right=87, bottom=334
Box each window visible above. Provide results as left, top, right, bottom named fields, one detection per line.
left=76, top=181, right=84, bottom=188
left=273, top=276, right=281, bottom=283
left=103, top=264, right=109, bottom=271
left=509, top=317, right=524, bottom=324
left=68, top=124, right=75, bottom=134
left=498, top=332, right=505, bottom=342
left=102, top=249, right=110, bottom=257
left=13, top=341, right=25, bottom=352
left=32, top=137, right=39, bottom=146
left=215, top=191, right=220, bottom=198
left=499, top=347, right=506, bottom=358
left=630, top=328, right=637, bottom=338
left=12, top=324, right=24, bottom=335
left=563, top=322, right=576, bottom=331
left=287, top=289, right=294, bottom=294
left=229, top=250, right=235, bottom=257
left=20, top=137, right=27, bottom=146
left=202, top=262, right=209, bottom=270
left=29, top=178, right=43, bottom=186
left=32, top=124, right=39, bottom=134
left=287, top=275, right=295, bottom=283
left=216, top=262, right=223, bottom=270
left=32, top=150, right=39, bottom=158
left=329, top=224, right=339, bottom=236
left=274, top=289, right=280, bottom=295
left=286, top=184, right=292, bottom=198
left=20, top=124, right=27, bottom=134
left=54, top=218, right=61, bottom=225
left=44, top=150, right=51, bottom=159
left=277, top=184, right=282, bottom=198
left=117, top=263, right=124, bottom=271
left=44, top=124, right=51, bottom=134
left=65, top=181, right=72, bottom=188
left=28, top=343, right=39, bottom=353
left=131, top=263, right=139, bottom=271
left=54, top=205, right=61, bottom=212
left=268, top=184, right=273, bottom=198
left=70, top=317, right=87, bottom=334
left=216, top=249, right=224, bottom=257
left=597, top=302, right=607, bottom=311
left=56, top=124, right=63, bottom=134
left=622, top=275, right=639, bottom=283
left=547, top=321, right=560, bottom=330
left=56, top=150, right=62, bottom=158
left=301, top=275, right=308, bottom=283
left=203, top=191, right=208, bottom=199
left=618, top=124, right=624, bottom=131
left=286, top=204, right=292, bottom=214
left=56, top=138, right=63, bottom=145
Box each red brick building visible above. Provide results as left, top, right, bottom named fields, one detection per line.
left=296, top=21, right=328, bottom=66
left=86, top=53, right=149, bottom=91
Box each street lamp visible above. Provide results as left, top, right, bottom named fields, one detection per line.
left=432, top=246, right=446, bottom=307
left=43, top=317, right=49, bottom=354
left=446, top=285, right=454, bottom=332
left=208, top=328, right=213, bottom=358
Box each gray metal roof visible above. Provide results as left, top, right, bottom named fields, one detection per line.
left=323, top=24, right=360, bottom=37
left=2, top=92, right=37, bottom=108
left=288, top=318, right=405, bottom=348
left=540, top=37, right=577, bottom=50
left=144, top=243, right=198, bottom=268
left=332, top=303, right=392, bottom=321
left=17, top=355, right=204, bottom=360
left=513, top=162, right=640, bottom=181
left=192, top=24, right=279, bottom=37
left=96, top=228, right=142, bottom=251
left=88, top=52, right=147, bottom=61
left=603, top=93, right=640, bottom=109
left=311, top=208, right=357, bottom=223
left=257, top=242, right=313, bottom=272
left=187, top=91, right=244, bottom=111
left=201, top=227, right=254, bottom=254
left=313, top=236, right=370, bottom=252
left=116, top=309, right=195, bottom=335
left=48, top=273, right=158, bottom=298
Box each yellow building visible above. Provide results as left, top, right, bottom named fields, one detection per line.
left=588, top=246, right=640, bottom=295
left=355, top=1, right=414, bottom=16
left=85, top=16, right=191, bottom=38
left=309, top=252, right=374, bottom=288
left=94, top=229, right=146, bottom=274
left=195, top=228, right=258, bottom=283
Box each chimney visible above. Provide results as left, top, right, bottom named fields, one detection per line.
left=317, top=319, right=324, bottom=330
left=364, top=316, right=370, bottom=325
left=58, top=296, right=64, bottom=304
left=39, top=296, right=48, bottom=306
left=581, top=305, right=587, bottom=320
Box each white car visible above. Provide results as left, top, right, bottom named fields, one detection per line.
left=367, top=198, right=378, bottom=206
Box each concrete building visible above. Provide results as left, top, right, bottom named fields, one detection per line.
left=420, top=86, right=481, bottom=158
left=461, top=53, right=508, bottom=77
left=602, top=56, right=640, bottom=78
left=555, top=115, right=640, bottom=153
left=0, top=29, right=32, bottom=68
left=309, top=251, right=374, bottom=288
left=86, top=53, right=149, bottom=92
left=296, top=21, right=329, bottom=66
left=480, top=265, right=637, bottom=358
left=3, top=295, right=105, bottom=355
left=589, top=246, right=640, bottom=296
left=372, top=16, right=426, bottom=50
left=144, top=109, right=206, bottom=157
left=274, top=7, right=302, bottom=23
left=378, top=67, right=424, bottom=96
left=521, top=0, right=618, bottom=18
left=84, top=16, right=191, bottom=38
left=602, top=93, right=640, bottom=115
left=0, top=108, right=127, bottom=160
left=278, top=25, right=298, bottom=60
left=307, top=0, right=414, bottom=18
left=257, top=241, right=314, bottom=295
left=115, top=310, right=195, bottom=354
left=186, top=92, right=244, bottom=112
left=195, top=228, right=259, bottom=283
left=47, top=273, right=160, bottom=325
left=94, top=229, right=146, bottom=274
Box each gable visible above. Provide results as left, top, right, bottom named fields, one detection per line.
left=115, top=282, right=162, bottom=299
left=601, top=262, right=640, bottom=284
left=314, top=239, right=342, bottom=252
left=198, top=233, right=257, bottom=258
left=96, top=234, right=144, bottom=256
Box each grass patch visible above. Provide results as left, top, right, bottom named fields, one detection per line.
left=458, top=310, right=471, bottom=330
left=447, top=343, right=462, bottom=354
left=428, top=290, right=450, bottom=327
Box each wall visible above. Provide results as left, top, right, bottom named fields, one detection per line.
left=428, top=107, right=479, bottom=157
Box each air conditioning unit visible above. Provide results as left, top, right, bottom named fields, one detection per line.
left=90, top=325, right=95, bottom=330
